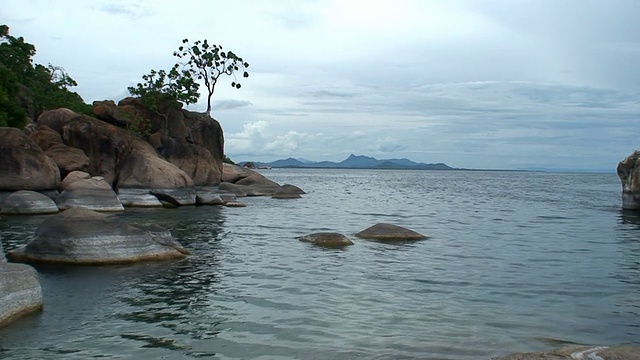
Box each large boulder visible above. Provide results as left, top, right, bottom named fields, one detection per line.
left=1, top=190, right=59, bottom=214
left=56, top=177, right=124, bottom=212
left=221, top=164, right=282, bottom=196
left=117, top=188, right=163, bottom=207
left=617, top=150, right=640, bottom=209
left=298, top=232, right=354, bottom=248
left=355, top=223, right=426, bottom=242
left=29, top=125, right=90, bottom=178
left=0, top=262, right=43, bottom=327
left=494, top=345, right=640, bottom=360
left=0, top=127, right=61, bottom=191
left=59, top=170, right=92, bottom=191
left=7, top=207, right=188, bottom=265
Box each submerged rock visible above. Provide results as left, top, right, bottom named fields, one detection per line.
left=298, top=232, right=354, bottom=248
left=7, top=207, right=188, bottom=265
left=355, top=223, right=426, bottom=242
left=494, top=345, right=640, bottom=360
left=224, top=201, right=246, bottom=207
left=1, top=190, right=59, bottom=215
left=0, top=262, right=43, bottom=327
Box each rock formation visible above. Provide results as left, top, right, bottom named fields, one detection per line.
left=617, top=150, right=640, bottom=209
left=1, top=190, right=59, bottom=214
left=7, top=207, right=188, bottom=265
left=298, top=232, right=354, bottom=248
left=56, top=177, right=124, bottom=212
left=355, top=223, right=426, bottom=242
left=0, top=262, right=43, bottom=327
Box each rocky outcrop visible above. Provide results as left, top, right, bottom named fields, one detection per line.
left=7, top=207, right=188, bottom=265
left=0, top=127, right=61, bottom=191
left=298, top=232, right=354, bottom=248
left=29, top=125, right=90, bottom=178
left=1, top=190, right=59, bottom=214
left=57, top=176, right=124, bottom=212
left=221, top=164, right=286, bottom=196
left=355, top=223, right=426, bottom=242
left=117, top=188, right=163, bottom=207
left=494, top=344, right=640, bottom=360
left=0, top=262, right=43, bottom=327
left=617, top=150, right=640, bottom=209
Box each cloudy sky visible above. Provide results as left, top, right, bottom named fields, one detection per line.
left=3, top=0, right=640, bottom=170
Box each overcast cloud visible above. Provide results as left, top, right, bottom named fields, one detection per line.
left=2, top=0, right=639, bottom=170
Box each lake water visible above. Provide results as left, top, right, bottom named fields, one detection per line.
left=1, top=169, right=639, bottom=359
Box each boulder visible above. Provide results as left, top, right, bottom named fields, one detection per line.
left=281, top=184, right=306, bottom=194
left=272, top=188, right=302, bottom=199
left=222, top=163, right=251, bottom=183
left=0, top=127, right=61, bottom=191
left=235, top=172, right=282, bottom=196
left=218, top=182, right=248, bottom=197
left=29, top=124, right=63, bottom=151
left=150, top=188, right=197, bottom=206
left=1, top=190, right=59, bottom=215
left=116, top=138, right=194, bottom=190
left=494, top=345, right=640, bottom=360
left=7, top=207, right=188, bottom=265
left=355, top=223, right=426, bottom=242
left=195, top=188, right=224, bottom=205
left=218, top=192, right=237, bottom=203
left=160, top=136, right=221, bottom=186
left=0, top=262, right=43, bottom=327
left=117, top=188, right=163, bottom=207
left=617, top=150, right=640, bottom=209
left=44, top=144, right=90, bottom=178
left=298, top=232, right=354, bottom=248
left=57, top=177, right=124, bottom=212
left=59, top=170, right=92, bottom=191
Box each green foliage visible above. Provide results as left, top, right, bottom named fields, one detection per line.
left=174, top=38, right=249, bottom=115
left=0, top=25, right=91, bottom=125
left=120, top=107, right=152, bottom=136
left=223, top=155, right=235, bottom=164
left=127, top=64, right=200, bottom=112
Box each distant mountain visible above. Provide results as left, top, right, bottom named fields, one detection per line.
left=243, top=154, right=455, bottom=170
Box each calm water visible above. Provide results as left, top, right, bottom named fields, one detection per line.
left=0, top=169, right=638, bottom=359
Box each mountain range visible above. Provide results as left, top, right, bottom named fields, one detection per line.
left=242, top=154, right=454, bottom=170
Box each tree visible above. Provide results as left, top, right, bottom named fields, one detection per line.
left=127, top=64, right=200, bottom=111
left=174, top=38, right=249, bottom=116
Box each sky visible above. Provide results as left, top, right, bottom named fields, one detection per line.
left=2, top=0, right=640, bottom=170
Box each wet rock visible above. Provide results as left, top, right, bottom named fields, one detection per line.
left=298, top=232, right=354, bottom=248
left=219, top=182, right=247, bottom=197
left=494, top=345, right=640, bottom=360
left=355, top=223, right=426, bottom=242
left=0, top=262, right=43, bottom=327
left=218, top=192, right=237, bottom=203
left=221, top=164, right=282, bottom=196
left=1, top=190, right=59, bottom=215
left=57, top=177, right=124, bottom=212
left=281, top=184, right=306, bottom=194
left=117, top=188, right=163, bottom=207
left=59, top=171, right=92, bottom=191
left=7, top=207, right=188, bottom=265
left=224, top=201, right=246, bottom=207
left=195, top=188, right=224, bottom=205
left=617, top=150, right=640, bottom=209
left=150, top=188, right=197, bottom=206
left=272, top=187, right=302, bottom=199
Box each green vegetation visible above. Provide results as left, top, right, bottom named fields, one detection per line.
left=130, top=38, right=249, bottom=116
left=223, top=155, right=235, bottom=165
left=0, top=25, right=91, bottom=128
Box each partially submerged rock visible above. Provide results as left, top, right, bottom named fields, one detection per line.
left=117, top=188, right=163, bottom=207
left=0, top=262, right=43, bottom=327
left=57, top=177, right=124, bottom=212
left=494, top=345, right=640, bottom=360
left=355, top=223, right=426, bottom=242
left=298, top=232, right=354, bottom=248
left=1, top=190, right=59, bottom=215
left=224, top=201, right=246, bottom=208
left=7, top=207, right=188, bottom=265
left=617, top=150, right=640, bottom=209
left=272, top=188, right=302, bottom=199
left=150, top=188, right=197, bottom=206
left=195, top=188, right=224, bottom=205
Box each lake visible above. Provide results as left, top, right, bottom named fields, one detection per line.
left=0, top=169, right=638, bottom=359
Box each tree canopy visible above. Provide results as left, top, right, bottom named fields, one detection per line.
left=0, top=25, right=91, bottom=127
left=129, top=38, right=249, bottom=116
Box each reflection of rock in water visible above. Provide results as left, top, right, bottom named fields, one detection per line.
left=619, top=209, right=640, bottom=227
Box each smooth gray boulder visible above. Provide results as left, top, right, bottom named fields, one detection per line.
left=59, top=170, right=91, bottom=191
left=150, top=188, right=197, bottom=206
left=1, top=190, right=59, bottom=215
left=7, top=207, right=188, bottom=265
left=0, top=262, right=43, bottom=327
left=494, top=345, right=640, bottom=360
left=56, top=177, right=124, bottom=212
left=272, top=188, right=302, bottom=199
left=298, top=232, right=354, bottom=248
left=281, top=184, right=306, bottom=194
left=195, top=188, right=224, bottom=205
left=117, top=188, right=163, bottom=207
left=355, top=223, right=426, bottom=242
left=218, top=182, right=247, bottom=197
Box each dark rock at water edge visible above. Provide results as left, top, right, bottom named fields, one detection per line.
left=150, top=188, right=197, bottom=206
left=1, top=190, right=59, bottom=214
left=195, top=187, right=224, bottom=205
left=7, top=207, right=188, bottom=265
left=56, top=177, right=124, bottom=212
left=298, top=232, right=354, bottom=248
left=0, top=262, right=43, bottom=327
left=618, top=150, right=640, bottom=209
left=355, top=223, right=426, bottom=242
left=117, top=188, right=163, bottom=207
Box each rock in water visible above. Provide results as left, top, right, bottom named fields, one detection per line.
left=298, top=232, right=354, bottom=248
left=494, top=345, right=640, bottom=360
left=0, top=262, right=43, bottom=327
left=56, top=177, right=124, bottom=212
left=1, top=190, right=59, bottom=214
left=617, top=150, right=640, bottom=209
left=7, top=207, right=188, bottom=265
left=355, top=223, right=426, bottom=242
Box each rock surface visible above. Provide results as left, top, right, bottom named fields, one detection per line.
left=494, top=345, right=640, bottom=360
left=298, top=232, right=354, bottom=248
left=355, top=223, right=426, bottom=242
left=0, top=127, right=61, bottom=191
left=195, top=188, right=224, bottom=205
left=617, top=150, right=640, bottom=209
left=7, top=207, right=188, bottom=265
left=0, top=262, right=43, bottom=327
left=59, top=170, right=92, bottom=191
left=1, top=190, right=59, bottom=214
left=56, top=177, right=124, bottom=212
left=117, top=188, right=163, bottom=207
